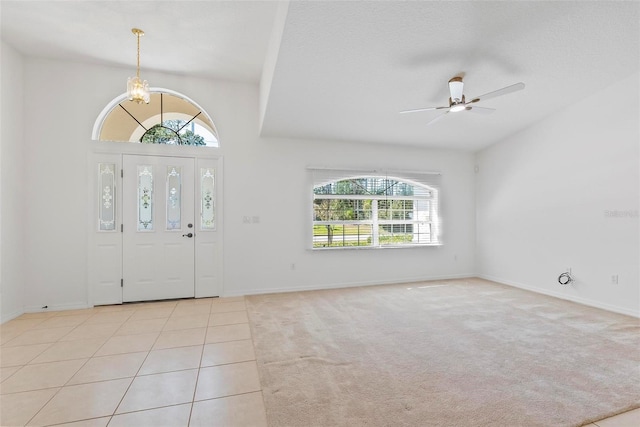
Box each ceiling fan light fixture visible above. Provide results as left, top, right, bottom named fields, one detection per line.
left=450, top=104, right=466, bottom=113
left=127, top=28, right=150, bottom=104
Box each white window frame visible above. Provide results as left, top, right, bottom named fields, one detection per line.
left=310, top=169, right=441, bottom=250
left=92, top=88, right=220, bottom=147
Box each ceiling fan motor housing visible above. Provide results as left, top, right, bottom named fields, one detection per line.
left=448, top=77, right=464, bottom=103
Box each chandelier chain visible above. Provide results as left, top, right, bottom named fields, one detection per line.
left=136, top=31, right=141, bottom=78
left=127, top=28, right=149, bottom=104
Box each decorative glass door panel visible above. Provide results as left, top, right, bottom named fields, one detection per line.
left=123, top=155, right=195, bottom=302
left=98, top=163, right=116, bottom=231
left=200, top=168, right=215, bottom=230
left=137, top=165, right=154, bottom=231
left=167, top=166, right=182, bottom=230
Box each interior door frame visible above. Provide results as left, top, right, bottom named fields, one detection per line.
left=88, top=140, right=224, bottom=306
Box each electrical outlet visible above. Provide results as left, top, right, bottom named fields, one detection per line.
left=611, top=274, right=618, bottom=284
left=242, top=216, right=251, bottom=224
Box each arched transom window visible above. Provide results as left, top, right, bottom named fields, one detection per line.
left=95, top=90, right=219, bottom=147
left=311, top=170, right=441, bottom=249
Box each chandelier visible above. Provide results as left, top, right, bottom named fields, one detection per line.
left=127, top=28, right=150, bottom=104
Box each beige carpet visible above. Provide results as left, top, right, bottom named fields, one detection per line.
left=246, top=278, right=640, bottom=427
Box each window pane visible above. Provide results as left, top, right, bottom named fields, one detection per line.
left=137, top=165, right=153, bottom=231
left=313, top=199, right=372, bottom=221
left=415, top=200, right=430, bottom=222
left=98, top=163, right=116, bottom=231
left=411, top=222, right=433, bottom=244
left=382, top=200, right=414, bottom=221
left=166, top=166, right=181, bottom=230
left=379, top=224, right=414, bottom=245
left=313, top=224, right=373, bottom=248
left=201, top=168, right=215, bottom=230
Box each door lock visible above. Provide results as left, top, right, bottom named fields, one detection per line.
left=182, top=233, right=194, bottom=238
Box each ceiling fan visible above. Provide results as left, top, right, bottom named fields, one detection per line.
left=400, top=77, right=525, bottom=126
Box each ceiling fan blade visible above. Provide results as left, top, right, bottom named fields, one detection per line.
left=425, top=111, right=449, bottom=126
left=400, top=106, right=449, bottom=114
left=467, top=82, right=525, bottom=104
left=465, top=106, right=495, bottom=114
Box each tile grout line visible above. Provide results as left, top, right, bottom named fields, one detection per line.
left=1, top=316, right=80, bottom=348
left=107, top=301, right=178, bottom=425
left=0, top=366, right=22, bottom=384
left=99, top=402, right=191, bottom=423
left=191, top=389, right=264, bottom=404
left=21, top=308, right=111, bottom=426
left=21, top=302, right=168, bottom=426
left=2, top=297, right=253, bottom=426
left=1, top=317, right=49, bottom=345
left=186, top=300, right=213, bottom=427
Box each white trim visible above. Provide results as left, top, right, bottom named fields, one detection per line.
left=1, top=308, right=25, bottom=324
left=478, top=274, right=640, bottom=318
left=23, top=302, right=92, bottom=314
left=309, top=243, right=443, bottom=251
left=91, top=140, right=221, bottom=158
left=307, top=166, right=441, bottom=176
left=88, top=141, right=224, bottom=306
left=91, top=87, right=219, bottom=143
left=222, top=274, right=474, bottom=297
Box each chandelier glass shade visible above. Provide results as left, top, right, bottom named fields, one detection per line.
left=127, top=28, right=150, bottom=104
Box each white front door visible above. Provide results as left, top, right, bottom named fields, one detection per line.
left=122, top=155, right=195, bottom=302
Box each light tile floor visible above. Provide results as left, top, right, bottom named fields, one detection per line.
left=0, top=297, right=638, bottom=426
left=0, top=297, right=267, bottom=426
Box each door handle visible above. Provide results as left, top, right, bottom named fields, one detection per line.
left=182, top=233, right=194, bottom=238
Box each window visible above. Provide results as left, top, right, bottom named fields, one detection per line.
left=95, top=90, right=219, bottom=147
left=311, top=169, right=440, bottom=249
left=141, top=120, right=214, bottom=146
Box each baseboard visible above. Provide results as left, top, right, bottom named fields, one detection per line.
left=478, top=274, right=640, bottom=318
left=23, top=302, right=92, bottom=314
left=223, top=273, right=476, bottom=297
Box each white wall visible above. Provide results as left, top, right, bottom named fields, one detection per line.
left=476, top=73, right=640, bottom=317
left=18, top=57, right=476, bottom=310
left=223, top=137, right=476, bottom=295
left=12, top=54, right=637, bottom=317
left=0, top=41, right=26, bottom=321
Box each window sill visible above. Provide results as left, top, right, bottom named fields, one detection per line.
left=309, top=243, right=442, bottom=251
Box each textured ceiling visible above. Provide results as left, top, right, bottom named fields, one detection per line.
left=0, top=0, right=278, bottom=82
left=260, top=1, right=640, bottom=150
left=1, top=1, right=638, bottom=151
